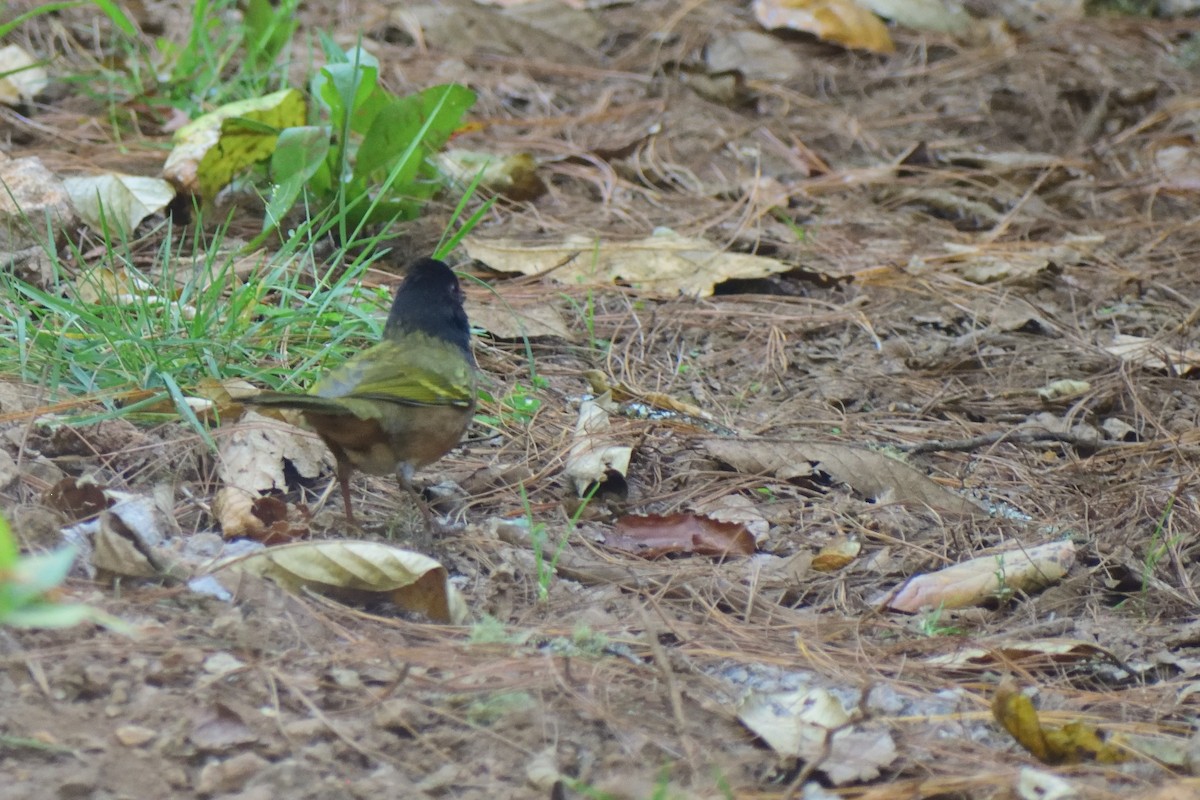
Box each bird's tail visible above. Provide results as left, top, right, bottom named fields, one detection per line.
left=242, top=391, right=346, bottom=414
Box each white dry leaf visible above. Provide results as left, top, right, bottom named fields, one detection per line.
left=564, top=395, right=632, bottom=496
left=887, top=539, right=1076, bottom=613
left=212, top=540, right=467, bottom=624
left=464, top=230, right=796, bottom=297
left=1036, top=379, right=1090, bottom=402
left=1106, top=334, right=1200, bottom=375
left=858, top=0, right=973, bottom=34
left=63, top=174, right=176, bottom=236
left=219, top=411, right=331, bottom=495
left=91, top=496, right=186, bottom=580
left=0, top=45, right=49, bottom=106
left=705, top=30, right=805, bottom=82
left=1017, top=768, right=1078, bottom=800
left=738, top=688, right=898, bottom=785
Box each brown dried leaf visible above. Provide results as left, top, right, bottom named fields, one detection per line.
left=925, top=638, right=1121, bottom=671
left=213, top=488, right=309, bottom=543
left=702, top=439, right=985, bottom=516
left=812, top=536, right=861, bottom=572
left=466, top=231, right=799, bottom=297
left=606, top=513, right=756, bottom=558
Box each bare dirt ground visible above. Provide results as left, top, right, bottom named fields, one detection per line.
left=6, top=1, right=1200, bottom=798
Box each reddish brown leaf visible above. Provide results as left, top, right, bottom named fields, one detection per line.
left=605, top=513, right=756, bottom=558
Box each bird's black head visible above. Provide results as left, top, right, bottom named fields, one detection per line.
left=384, top=258, right=473, bottom=360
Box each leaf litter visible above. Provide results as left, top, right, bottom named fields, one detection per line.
left=7, top=0, right=1200, bottom=797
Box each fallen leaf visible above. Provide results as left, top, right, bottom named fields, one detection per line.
left=436, top=149, right=545, bottom=200
left=212, top=540, right=467, bottom=623
left=564, top=395, right=632, bottom=497
left=1106, top=334, right=1200, bottom=375
left=466, top=297, right=574, bottom=340
left=924, top=638, right=1121, bottom=671
left=0, top=45, right=48, bottom=106
left=752, top=0, right=894, bottom=54
left=812, top=536, right=861, bottom=571
left=702, top=439, right=986, bottom=517
left=738, top=687, right=898, bottom=784
left=887, top=539, right=1075, bottom=612
left=219, top=410, right=332, bottom=496
left=466, top=230, right=798, bottom=297
left=858, top=0, right=973, bottom=34
left=62, top=174, right=175, bottom=235
left=606, top=513, right=756, bottom=558
left=162, top=88, right=306, bottom=200
left=992, top=681, right=1128, bottom=765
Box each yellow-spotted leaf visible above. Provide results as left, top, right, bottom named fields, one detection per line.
left=163, top=88, right=307, bottom=200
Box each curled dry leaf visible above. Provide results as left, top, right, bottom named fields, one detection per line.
left=213, top=488, right=309, bottom=543
left=211, top=540, right=467, bottom=624
left=564, top=395, right=632, bottom=498
left=702, top=438, right=986, bottom=517
left=887, top=540, right=1075, bottom=613
left=992, top=681, right=1128, bottom=765
left=606, top=513, right=756, bottom=558
left=812, top=536, right=861, bottom=572
left=219, top=410, right=331, bottom=497
left=924, top=638, right=1122, bottom=673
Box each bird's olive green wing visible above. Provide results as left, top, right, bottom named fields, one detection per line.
left=310, top=335, right=474, bottom=408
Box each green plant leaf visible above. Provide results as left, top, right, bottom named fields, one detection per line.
left=312, top=62, right=379, bottom=136
left=243, top=0, right=298, bottom=74
left=355, top=84, right=475, bottom=186
left=0, top=514, right=17, bottom=570
left=2, top=603, right=96, bottom=630
left=12, top=546, right=78, bottom=600
left=265, top=126, right=332, bottom=231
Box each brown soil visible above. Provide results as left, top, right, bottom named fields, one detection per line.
left=5, top=1, right=1200, bottom=798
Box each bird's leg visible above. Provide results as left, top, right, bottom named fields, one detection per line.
left=334, top=458, right=357, bottom=526
left=396, top=463, right=435, bottom=533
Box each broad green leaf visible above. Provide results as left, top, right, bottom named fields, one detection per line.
left=355, top=84, right=475, bottom=186
left=265, top=126, right=331, bottom=230
left=312, top=62, right=379, bottom=135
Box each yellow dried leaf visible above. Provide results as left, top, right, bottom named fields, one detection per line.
left=753, top=0, right=895, bottom=55
left=993, top=682, right=1129, bottom=765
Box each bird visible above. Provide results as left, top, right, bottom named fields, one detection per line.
left=244, top=257, right=477, bottom=525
